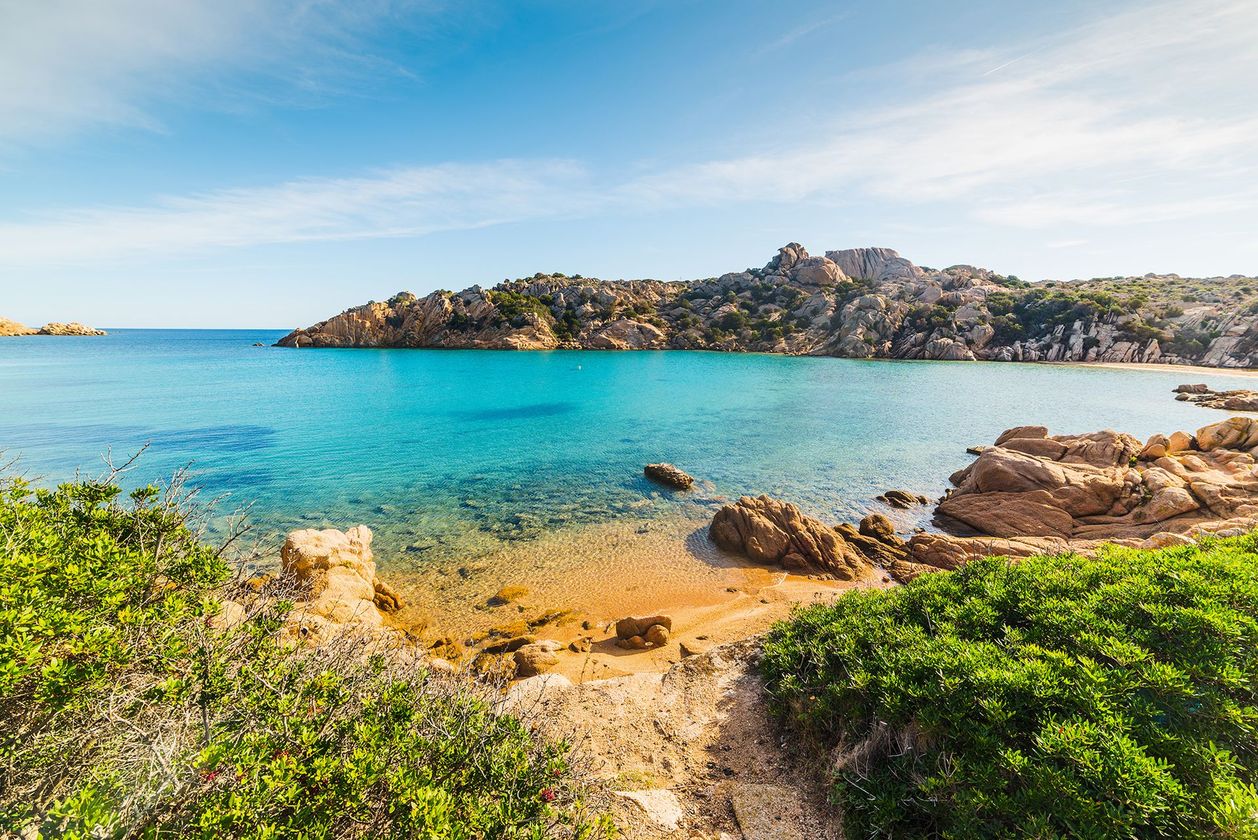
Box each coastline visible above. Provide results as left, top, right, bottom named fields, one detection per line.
left=1054, top=360, right=1258, bottom=380
left=376, top=409, right=1258, bottom=686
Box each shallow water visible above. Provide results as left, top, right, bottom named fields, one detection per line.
left=0, top=329, right=1232, bottom=621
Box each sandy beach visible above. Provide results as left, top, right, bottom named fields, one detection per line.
left=1056, top=360, right=1258, bottom=379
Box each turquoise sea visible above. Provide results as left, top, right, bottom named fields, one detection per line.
left=0, top=329, right=1238, bottom=621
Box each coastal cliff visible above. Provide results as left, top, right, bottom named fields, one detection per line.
left=278, top=243, right=1258, bottom=368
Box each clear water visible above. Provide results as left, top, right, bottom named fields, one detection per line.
left=0, top=329, right=1234, bottom=618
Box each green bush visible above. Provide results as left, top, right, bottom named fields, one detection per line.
left=761, top=539, right=1258, bottom=838
left=0, top=476, right=609, bottom=838
left=488, top=291, right=553, bottom=328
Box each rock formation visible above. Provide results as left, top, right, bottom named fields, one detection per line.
left=895, top=421, right=1258, bottom=578
left=709, top=495, right=875, bottom=581
left=276, top=243, right=1258, bottom=369
left=710, top=419, right=1258, bottom=584
left=1174, top=383, right=1258, bottom=412
left=0, top=317, right=35, bottom=336
left=279, top=525, right=405, bottom=643
left=36, top=322, right=106, bottom=336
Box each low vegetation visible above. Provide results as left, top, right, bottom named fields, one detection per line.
left=0, top=474, right=609, bottom=838
left=761, top=539, right=1258, bottom=838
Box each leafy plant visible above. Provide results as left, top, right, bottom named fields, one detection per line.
left=0, top=474, right=610, bottom=839
left=761, top=539, right=1258, bottom=838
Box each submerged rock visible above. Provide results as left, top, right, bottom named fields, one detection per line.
left=644, top=463, right=694, bottom=489
left=877, top=489, right=930, bottom=509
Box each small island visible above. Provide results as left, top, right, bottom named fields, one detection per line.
left=0, top=317, right=106, bottom=336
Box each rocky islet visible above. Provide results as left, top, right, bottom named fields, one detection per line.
left=0, top=317, right=106, bottom=336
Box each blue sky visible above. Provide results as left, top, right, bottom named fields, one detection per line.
left=1, top=0, right=1256, bottom=328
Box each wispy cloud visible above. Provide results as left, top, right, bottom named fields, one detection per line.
left=0, top=161, right=593, bottom=264
left=754, top=9, right=853, bottom=55
left=0, top=0, right=418, bottom=149
left=632, top=0, right=1258, bottom=211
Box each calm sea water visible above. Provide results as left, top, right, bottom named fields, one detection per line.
left=0, top=329, right=1231, bottom=590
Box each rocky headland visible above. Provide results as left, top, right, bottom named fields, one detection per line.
left=0, top=317, right=106, bottom=336
left=278, top=242, right=1258, bottom=368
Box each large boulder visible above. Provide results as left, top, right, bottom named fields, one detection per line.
left=514, top=641, right=561, bottom=677
left=790, top=256, right=845, bottom=287
left=280, top=526, right=402, bottom=641
left=1197, top=417, right=1258, bottom=451
left=938, top=490, right=1076, bottom=538
left=709, top=495, right=871, bottom=580
left=615, top=615, right=674, bottom=639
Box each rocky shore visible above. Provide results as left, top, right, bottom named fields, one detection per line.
left=289, top=413, right=1258, bottom=687
left=1174, top=382, right=1258, bottom=411
left=709, top=416, right=1258, bottom=590
left=278, top=242, right=1258, bottom=368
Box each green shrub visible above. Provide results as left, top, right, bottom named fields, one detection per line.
left=487, top=291, right=553, bottom=328
left=0, top=476, right=609, bottom=838
left=761, top=539, right=1258, bottom=838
